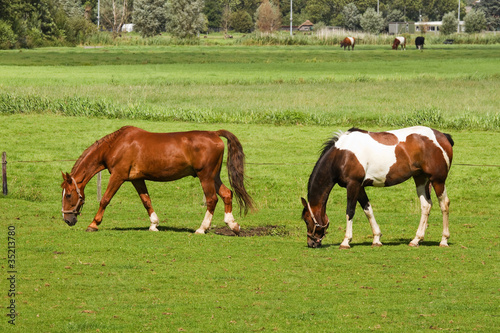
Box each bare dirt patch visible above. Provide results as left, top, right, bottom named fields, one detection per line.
left=212, top=225, right=287, bottom=237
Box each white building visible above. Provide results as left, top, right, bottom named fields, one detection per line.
left=415, top=21, right=465, bottom=33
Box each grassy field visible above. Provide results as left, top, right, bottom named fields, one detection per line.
left=0, top=45, right=499, bottom=332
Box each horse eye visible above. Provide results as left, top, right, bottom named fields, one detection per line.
left=65, top=194, right=72, bottom=199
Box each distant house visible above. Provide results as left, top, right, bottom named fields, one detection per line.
left=122, top=24, right=134, bottom=32
left=298, top=20, right=314, bottom=31
left=415, top=21, right=465, bottom=33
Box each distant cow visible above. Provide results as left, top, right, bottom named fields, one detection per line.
left=340, top=37, right=355, bottom=51
left=415, top=36, right=425, bottom=50
left=392, top=37, right=406, bottom=50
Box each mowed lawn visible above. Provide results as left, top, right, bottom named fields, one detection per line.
left=0, top=45, right=499, bottom=332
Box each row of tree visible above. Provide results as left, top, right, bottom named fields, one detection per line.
left=1, top=0, right=499, bottom=48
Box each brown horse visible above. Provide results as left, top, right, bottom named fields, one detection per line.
left=340, top=37, right=355, bottom=50
left=61, top=126, right=254, bottom=234
left=301, top=126, right=454, bottom=249
left=392, top=36, right=406, bottom=50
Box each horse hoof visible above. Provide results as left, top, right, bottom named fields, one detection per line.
left=195, top=229, right=205, bottom=234
left=371, top=243, right=383, bottom=248
left=439, top=243, right=449, bottom=248
left=408, top=242, right=419, bottom=247
left=232, top=225, right=240, bottom=236
left=86, top=227, right=98, bottom=232
left=149, top=226, right=159, bottom=232
left=339, top=245, right=350, bottom=250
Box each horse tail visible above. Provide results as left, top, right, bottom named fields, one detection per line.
left=216, top=130, right=255, bottom=215
left=444, top=133, right=454, bottom=147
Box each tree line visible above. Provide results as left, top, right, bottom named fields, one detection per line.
left=1, top=0, right=499, bottom=48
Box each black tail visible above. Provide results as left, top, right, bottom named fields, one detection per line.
left=444, top=133, right=454, bottom=147
left=216, top=130, right=254, bottom=215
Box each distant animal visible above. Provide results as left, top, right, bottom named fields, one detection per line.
left=392, top=36, right=406, bottom=50
left=415, top=36, right=425, bottom=50
left=61, top=126, right=254, bottom=234
left=340, top=37, right=355, bottom=50
left=301, top=126, right=454, bottom=249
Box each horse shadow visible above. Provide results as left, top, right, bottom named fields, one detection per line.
left=321, top=238, right=445, bottom=248
left=111, top=226, right=197, bottom=233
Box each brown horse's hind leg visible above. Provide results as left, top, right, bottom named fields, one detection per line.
left=195, top=178, right=218, bottom=235
left=409, top=176, right=432, bottom=247
left=87, top=176, right=124, bottom=232
left=432, top=183, right=450, bottom=247
left=217, top=180, right=240, bottom=235
left=132, top=180, right=159, bottom=231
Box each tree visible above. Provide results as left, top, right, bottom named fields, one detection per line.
left=133, top=0, right=167, bottom=37
left=100, top=0, right=131, bottom=35
left=360, top=7, right=384, bottom=33
left=477, top=0, right=500, bottom=31
left=166, top=0, right=206, bottom=38
left=342, top=3, right=360, bottom=30
left=254, top=0, right=281, bottom=33
left=441, top=11, right=458, bottom=35
left=465, top=9, right=487, bottom=33
left=203, top=0, right=223, bottom=30
left=231, top=9, right=253, bottom=32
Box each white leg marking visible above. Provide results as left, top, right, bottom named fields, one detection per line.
left=224, top=212, right=240, bottom=234
left=149, top=212, right=159, bottom=231
left=438, top=187, right=450, bottom=247
left=195, top=211, right=213, bottom=234
left=340, top=215, right=353, bottom=249
left=410, top=184, right=432, bottom=247
left=364, top=204, right=382, bottom=246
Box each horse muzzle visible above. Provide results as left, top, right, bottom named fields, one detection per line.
left=63, top=215, right=78, bottom=226
left=307, top=238, right=322, bottom=248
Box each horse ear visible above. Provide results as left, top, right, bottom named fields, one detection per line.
left=301, top=197, right=308, bottom=208
left=61, top=172, right=71, bottom=183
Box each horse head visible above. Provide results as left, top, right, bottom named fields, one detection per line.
left=61, top=172, right=85, bottom=226
left=301, top=198, right=329, bottom=248
left=392, top=40, right=399, bottom=49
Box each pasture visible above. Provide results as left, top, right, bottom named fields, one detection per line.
left=1, top=44, right=499, bottom=332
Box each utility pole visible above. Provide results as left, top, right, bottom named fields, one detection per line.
left=290, top=0, right=293, bottom=36
left=457, top=0, right=461, bottom=33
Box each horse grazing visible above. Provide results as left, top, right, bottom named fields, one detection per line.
left=340, top=37, right=355, bottom=51
left=415, top=36, right=425, bottom=50
left=301, top=126, right=454, bottom=249
left=392, top=37, right=406, bottom=50
left=61, top=126, right=254, bottom=234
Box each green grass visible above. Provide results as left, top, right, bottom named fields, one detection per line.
left=0, top=114, right=499, bottom=332
left=0, top=45, right=499, bottom=129
left=0, top=45, right=499, bottom=331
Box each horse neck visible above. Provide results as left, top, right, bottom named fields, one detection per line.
left=307, top=156, right=336, bottom=211
left=71, top=144, right=106, bottom=188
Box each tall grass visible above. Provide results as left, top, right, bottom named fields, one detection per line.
left=1, top=92, right=498, bottom=130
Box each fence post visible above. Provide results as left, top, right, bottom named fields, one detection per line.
left=2, top=152, right=7, bottom=195
left=97, top=171, right=101, bottom=201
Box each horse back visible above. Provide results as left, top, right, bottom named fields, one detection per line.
left=104, top=127, right=225, bottom=180
left=334, top=127, right=452, bottom=187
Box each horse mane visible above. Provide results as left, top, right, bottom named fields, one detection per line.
left=307, top=130, right=346, bottom=193
left=71, top=126, right=132, bottom=175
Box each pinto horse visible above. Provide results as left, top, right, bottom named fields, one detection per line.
left=301, top=126, right=454, bottom=249
left=340, top=37, right=355, bottom=50
left=392, top=36, right=406, bottom=50
left=61, top=126, right=254, bottom=234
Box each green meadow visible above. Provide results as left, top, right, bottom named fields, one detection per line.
left=0, top=44, right=499, bottom=332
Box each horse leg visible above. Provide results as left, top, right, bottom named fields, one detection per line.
left=432, top=182, right=450, bottom=247
left=195, top=178, right=218, bottom=235
left=340, top=183, right=360, bottom=249
left=86, top=175, right=124, bottom=232
left=216, top=177, right=240, bottom=235
left=409, top=176, right=432, bottom=247
left=132, top=179, right=159, bottom=232
left=358, top=188, right=383, bottom=247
